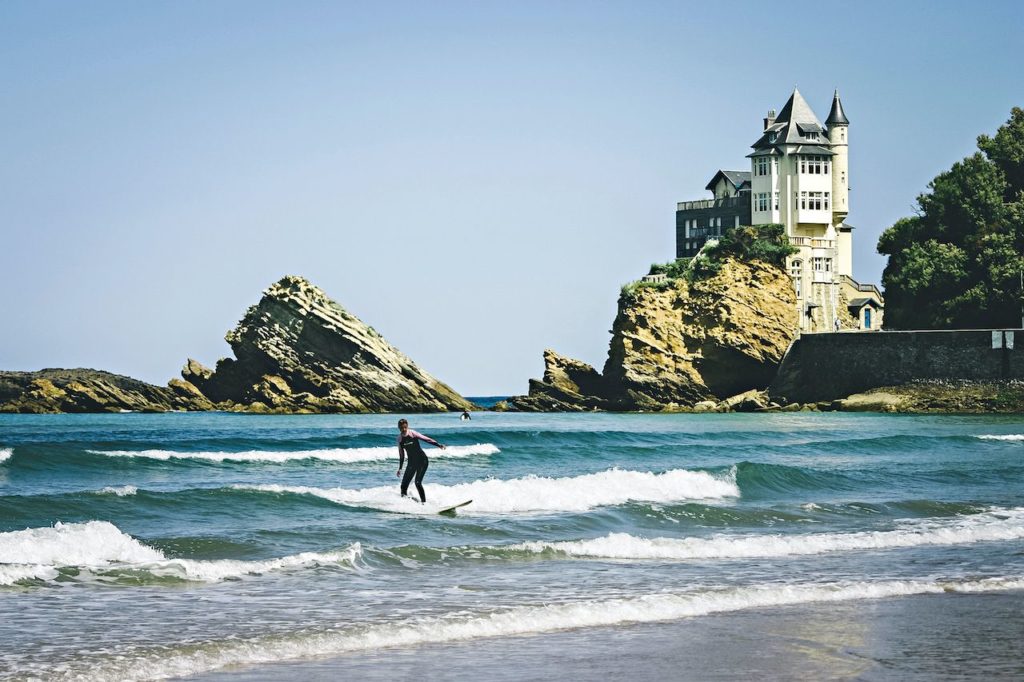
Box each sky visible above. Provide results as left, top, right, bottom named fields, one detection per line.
left=2, top=1, right=1023, bottom=396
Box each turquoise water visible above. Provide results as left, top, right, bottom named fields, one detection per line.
left=1, top=412, right=1024, bottom=680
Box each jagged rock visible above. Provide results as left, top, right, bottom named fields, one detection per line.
left=541, top=350, right=604, bottom=397
left=184, top=275, right=473, bottom=413
left=510, top=258, right=798, bottom=411
left=0, top=369, right=209, bottom=413
left=602, top=259, right=797, bottom=407
left=718, top=389, right=770, bottom=412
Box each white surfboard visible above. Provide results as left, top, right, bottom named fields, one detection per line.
left=437, top=500, right=472, bottom=515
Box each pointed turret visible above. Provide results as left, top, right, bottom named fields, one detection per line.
left=826, top=90, right=849, bottom=126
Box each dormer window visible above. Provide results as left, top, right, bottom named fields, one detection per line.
left=768, top=132, right=777, bottom=143
left=806, top=132, right=818, bottom=140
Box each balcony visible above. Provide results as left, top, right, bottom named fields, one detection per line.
left=789, top=236, right=835, bottom=249
left=676, top=196, right=748, bottom=212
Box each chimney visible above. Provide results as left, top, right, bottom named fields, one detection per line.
left=763, top=109, right=776, bottom=132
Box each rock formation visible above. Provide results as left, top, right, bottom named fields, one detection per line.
left=0, top=369, right=211, bottom=413
left=506, top=258, right=798, bottom=411
left=180, top=275, right=473, bottom=413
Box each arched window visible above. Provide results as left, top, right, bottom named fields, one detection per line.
left=790, top=260, right=803, bottom=298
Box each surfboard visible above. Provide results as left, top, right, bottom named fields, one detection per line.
left=437, top=500, right=472, bottom=515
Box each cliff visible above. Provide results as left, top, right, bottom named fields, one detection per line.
left=505, top=258, right=798, bottom=411
left=181, top=275, right=473, bottom=413
left=0, top=369, right=211, bottom=413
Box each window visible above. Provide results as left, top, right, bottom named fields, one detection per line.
left=790, top=260, right=802, bottom=297
left=804, top=192, right=825, bottom=210
left=755, top=158, right=769, bottom=176
left=799, top=156, right=830, bottom=174
left=812, top=257, right=833, bottom=272
left=824, top=192, right=830, bottom=210
left=756, top=193, right=769, bottom=211
left=800, top=191, right=806, bottom=210
left=773, top=158, right=778, bottom=173
left=840, top=129, right=846, bottom=142
left=841, top=170, right=846, bottom=185
left=773, top=191, right=779, bottom=211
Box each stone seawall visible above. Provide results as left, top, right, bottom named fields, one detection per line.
left=769, top=329, right=1024, bottom=404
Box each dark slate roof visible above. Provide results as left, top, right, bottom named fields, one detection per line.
left=792, top=144, right=835, bottom=156
left=751, top=88, right=833, bottom=153
left=847, top=298, right=881, bottom=309
left=705, top=169, right=752, bottom=192
left=826, top=90, right=849, bottom=126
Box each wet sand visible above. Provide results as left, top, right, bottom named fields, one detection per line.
left=194, top=591, right=1024, bottom=681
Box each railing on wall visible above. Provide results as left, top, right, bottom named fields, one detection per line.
left=676, top=196, right=748, bottom=212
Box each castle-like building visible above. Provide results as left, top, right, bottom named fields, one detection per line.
left=676, top=89, right=883, bottom=333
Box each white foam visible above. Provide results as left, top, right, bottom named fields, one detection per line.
left=978, top=434, right=1024, bottom=441
left=67, top=576, right=1024, bottom=681
left=510, top=507, right=1024, bottom=560
left=86, top=443, right=499, bottom=463
left=240, top=467, right=738, bottom=514
left=97, top=485, right=138, bottom=496
left=0, top=448, right=11, bottom=463
left=0, top=521, right=361, bottom=586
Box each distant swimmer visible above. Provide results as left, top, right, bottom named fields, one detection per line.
left=460, top=409, right=471, bottom=421
left=396, top=418, right=445, bottom=503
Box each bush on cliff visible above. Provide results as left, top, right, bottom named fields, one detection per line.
left=622, top=224, right=795, bottom=302
left=688, top=223, right=795, bottom=281
left=878, top=107, right=1024, bottom=329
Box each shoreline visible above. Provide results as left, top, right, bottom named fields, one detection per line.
left=192, top=590, right=1024, bottom=681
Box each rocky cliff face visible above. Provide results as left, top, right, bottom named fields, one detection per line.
left=0, top=369, right=211, bottom=413
left=506, top=258, right=798, bottom=411
left=182, top=275, right=473, bottom=413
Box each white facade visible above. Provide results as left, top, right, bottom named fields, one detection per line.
left=747, top=89, right=857, bottom=332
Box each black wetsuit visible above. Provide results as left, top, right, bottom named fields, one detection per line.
left=399, top=433, right=431, bottom=503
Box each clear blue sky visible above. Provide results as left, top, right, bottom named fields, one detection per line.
left=2, top=1, right=1022, bottom=395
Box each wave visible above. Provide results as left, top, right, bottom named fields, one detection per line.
left=0, top=448, right=11, bottom=463
left=508, top=507, right=1024, bottom=560
left=978, top=434, right=1024, bottom=441
left=240, top=466, right=739, bottom=514
left=49, top=575, right=1024, bottom=681
left=96, top=485, right=138, bottom=497
left=84, top=443, right=499, bottom=464
left=0, top=521, right=361, bottom=586
left=730, top=461, right=863, bottom=497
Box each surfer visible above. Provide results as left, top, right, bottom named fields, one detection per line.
left=396, top=418, right=445, bottom=503
left=460, top=409, right=471, bottom=421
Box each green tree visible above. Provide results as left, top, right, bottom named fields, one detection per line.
left=878, top=108, right=1024, bottom=329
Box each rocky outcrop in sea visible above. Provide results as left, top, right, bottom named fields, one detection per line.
left=1, top=276, right=474, bottom=414
left=180, top=275, right=474, bottom=413
left=0, top=369, right=211, bottom=413
left=503, top=258, right=798, bottom=411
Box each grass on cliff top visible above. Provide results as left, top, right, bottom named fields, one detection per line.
left=621, top=224, right=796, bottom=300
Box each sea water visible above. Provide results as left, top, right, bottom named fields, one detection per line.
left=1, top=411, right=1023, bottom=680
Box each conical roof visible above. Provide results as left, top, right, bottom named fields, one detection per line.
left=826, top=90, right=849, bottom=125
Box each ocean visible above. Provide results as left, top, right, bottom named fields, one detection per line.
left=1, top=411, right=1023, bottom=681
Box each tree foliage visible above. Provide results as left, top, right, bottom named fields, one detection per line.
left=689, top=223, right=796, bottom=280
left=878, top=107, right=1024, bottom=329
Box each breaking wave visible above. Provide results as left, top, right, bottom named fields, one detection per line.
left=240, top=466, right=739, bottom=514
left=509, top=507, right=1024, bottom=560
left=0, top=521, right=361, bottom=586
left=85, top=443, right=498, bottom=463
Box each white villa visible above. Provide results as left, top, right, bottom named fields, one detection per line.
left=676, top=89, right=884, bottom=332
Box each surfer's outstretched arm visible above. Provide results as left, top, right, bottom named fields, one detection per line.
left=408, top=428, right=446, bottom=450
left=396, top=440, right=406, bottom=476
